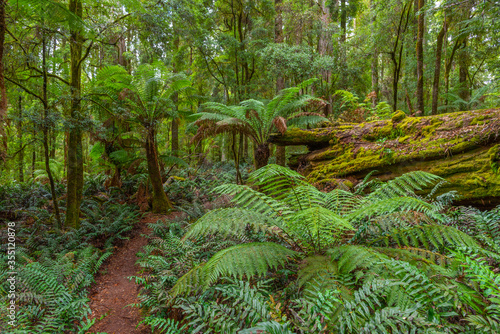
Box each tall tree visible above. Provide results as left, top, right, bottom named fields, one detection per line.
left=66, top=0, right=84, bottom=228
left=415, top=0, right=424, bottom=113
left=0, top=0, right=7, bottom=155
left=275, top=0, right=286, bottom=166
left=431, top=16, right=447, bottom=115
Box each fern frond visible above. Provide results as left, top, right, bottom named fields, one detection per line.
left=366, top=171, right=443, bottom=202
left=213, top=184, right=293, bottom=221
left=183, top=208, right=278, bottom=240
left=202, top=243, right=296, bottom=286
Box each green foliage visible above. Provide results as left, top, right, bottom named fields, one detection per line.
left=133, top=165, right=500, bottom=333
left=0, top=187, right=140, bottom=333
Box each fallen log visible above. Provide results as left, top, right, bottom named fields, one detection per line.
left=269, top=108, right=500, bottom=207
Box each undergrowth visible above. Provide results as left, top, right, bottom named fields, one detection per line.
left=134, top=165, right=500, bottom=333
left=0, top=180, right=140, bottom=333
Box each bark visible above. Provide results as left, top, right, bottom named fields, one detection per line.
left=66, top=0, right=84, bottom=229
left=274, top=0, right=285, bottom=93
left=231, top=132, right=242, bottom=184
left=171, top=118, right=179, bottom=155
left=371, top=51, right=379, bottom=107
left=42, top=33, right=62, bottom=228
left=444, top=39, right=460, bottom=108
left=269, top=108, right=500, bottom=206
left=318, top=0, right=333, bottom=116
left=275, top=0, right=286, bottom=167
left=17, top=96, right=23, bottom=182
left=458, top=40, right=469, bottom=109
left=171, top=91, right=179, bottom=156
left=145, top=127, right=172, bottom=213
left=340, top=0, right=346, bottom=42
left=415, top=0, right=424, bottom=114
left=390, top=2, right=412, bottom=111
left=31, top=130, right=36, bottom=179
left=0, top=0, right=7, bottom=153
left=431, top=19, right=446, bottom=115
left=254, top=143, right=270, bottom=169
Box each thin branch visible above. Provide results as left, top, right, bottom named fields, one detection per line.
left=5, top=77, right=44, bottom=104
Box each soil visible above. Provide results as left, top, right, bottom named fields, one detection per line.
left=87, top=213, right=173, bottom=334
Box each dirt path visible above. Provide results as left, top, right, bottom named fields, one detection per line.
left=87, top=213, right=171, bottom=334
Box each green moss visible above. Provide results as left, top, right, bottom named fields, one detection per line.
left=398, top=135, right=411, bottom=144
left=421, top=120, right=443, bottom=137
left=489, top=145, right=500, bottom=173
left=470, top=115, right=486, bottom=126
left=363, top=121, right=393, bottom=141
left=391, top=110, right=406, bottom=123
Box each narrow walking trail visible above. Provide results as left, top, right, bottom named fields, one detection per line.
left=87, top=213, right=171, bottom=334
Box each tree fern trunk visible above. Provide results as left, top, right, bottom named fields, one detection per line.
left=145, top=127, right=172, bottom=213
left=254, top=143, right=270, bottom=169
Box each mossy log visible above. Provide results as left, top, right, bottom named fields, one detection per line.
left=269, top=108, right=500, bottom=207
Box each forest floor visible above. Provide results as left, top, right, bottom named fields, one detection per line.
left=87, top=213, right=175, bottom=334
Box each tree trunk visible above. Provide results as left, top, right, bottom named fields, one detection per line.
left=458, top=40, right=469, bottom=110
left=340, top=0, right=347, bottom=42
left=431, top=19, right=446, bottom=115
left=318, top=0, right=333, bottom=116
left=145, top=127, right=172, bottom=213
left=171, top=86, right=179, bottom=156
left=66, top=0, right=84, bottom=229
left=444, top=39, right=460, bottom=109
left=17, top=96, right=23, bottom=182
left=254, top=143, right=270, bottom=169
left=371, top=51, right=379, bottom=107
left=42, top=33, right=62, bottom=228
left=415, top=0, right=424, bottom=114
left=0, top=0, right=8, bottom=154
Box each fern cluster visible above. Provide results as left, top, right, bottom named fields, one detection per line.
left=133, top=164, right=500, bottom=333
left=0, top=189, right=140, bottom=333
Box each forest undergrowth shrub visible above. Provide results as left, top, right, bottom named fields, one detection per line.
left=164, top=161, right=251, bottom=205
left=135, top=164, right=500, bottom=333
left=0, top=183, right=140, bottom=333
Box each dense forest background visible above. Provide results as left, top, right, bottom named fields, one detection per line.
left=1, top=0, right=500, bottom=333
left=1, top=0, right=499, bottom=199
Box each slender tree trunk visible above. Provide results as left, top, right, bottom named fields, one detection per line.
left=42, top=33, right=62, bottom=228
left=18, top=96, right=23, bottom=182
left=458, top=40, right=469, bottom=110
left=371, top=51, right=379, bottom=107
left=254, top=143, right=270, bottom=169
left=31, top=128, right=36, bottom=179
left=66, top=0, right=84, bottom=229
left=171, top=93, right=179, bottom=156
left=444, top=39, right=460, bottom=108
left=416, top=0, right=424, bottom=113
left=431, top=18, right=446, bottom=115
left=231, top=132, right=242, bottom=184
left=145, top=127, right=172, bottom=213
left=340, top=0, right=347, bottom=42
left=0, top=0, right=8, bottom=154
left=50, top=129, right=56, bottom=158
left=274, top=0, right=286, bottom=165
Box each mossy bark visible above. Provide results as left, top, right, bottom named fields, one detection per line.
left=254, top=143, right=270, bottom=169
left=145, top=127, right=173, bottom=213
left=270, top=109, right=500, bottom=205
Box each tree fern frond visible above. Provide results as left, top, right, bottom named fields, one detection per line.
left=329, top=245, right=386, bottom=274
left=371, top=224, right=479, bottom=250
left=202, top=243, right=296, bottom=286
left=298, top=255, right=338, bottom=288
left=183, top=208, right=277, bottom=240
left=213, top=184, right=293, bottom=220
left=366, top=171, right=443, bottom=202
left=350, top=196, right=443, bottom=223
